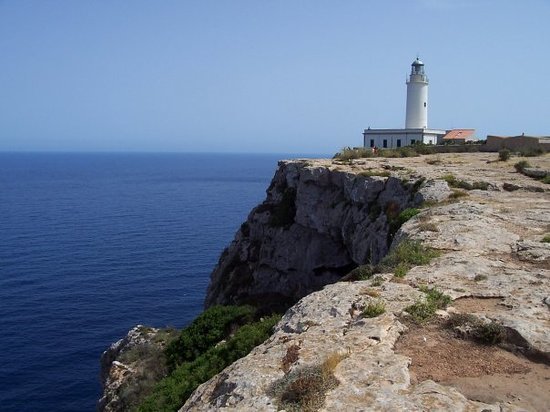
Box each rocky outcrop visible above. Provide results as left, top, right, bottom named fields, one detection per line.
left=205, top=160, right=445, bottom=311
left=99, top=325, right=176, bottom=411
left=100, top=153, right=550, bottom=411
left=184, top=153, right=550, bottom=411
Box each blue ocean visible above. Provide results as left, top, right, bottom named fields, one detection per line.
left=0, top=153, right=321, bottom=411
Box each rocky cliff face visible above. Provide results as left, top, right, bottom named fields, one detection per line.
left=100, top=153, right=550, bottom=411
left=205, top=160, right=447, bottom=311
left=185, top=153, right=550, bottom=411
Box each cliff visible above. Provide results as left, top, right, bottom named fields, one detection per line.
left=100, top=152, right=550, bottom=411
left=205, top=159, right=449, bottom=312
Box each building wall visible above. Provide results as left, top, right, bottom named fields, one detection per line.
left=363, top=132, right=424, bottom=149
left=405, top=79, right=428, bottom=129
left=485, top=136, right=550, bottom=152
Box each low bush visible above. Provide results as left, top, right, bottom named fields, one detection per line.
left=333, top=147, right=373, bottom=161
left=139, top=315, right=280, bottom=412
left=498, top=148, right=511, bottom=161
left=405, top=286, right=451, bottom=323
left=388, top=207, right=421, bottom=239
left=362, top=301, right=386, bottom=318
left=542, top=234, right=550, bottom=243
left=270, top=353, right=345, bottom=412
left=378, top=239, right=440, bottom=277
left=514, top=160, right=531, bottom=173
left=359, top=169, right=391, bottom=178
left=442, top=173, right=489, bottom=190
left=165, top=305, right=256, bottom=370
left=542, top=175, right=550, bottom=184
left=474, top=274, right=488, bottom=282
left=446, top=313, right=506, bottom=345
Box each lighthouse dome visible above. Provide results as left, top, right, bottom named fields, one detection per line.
left=412, top=58, right=424, bottom=66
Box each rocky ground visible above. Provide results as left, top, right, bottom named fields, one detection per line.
left=181, top=152, right=550, bottom=411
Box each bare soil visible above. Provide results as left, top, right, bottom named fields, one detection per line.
left=395, top=321, right=550, bottom=411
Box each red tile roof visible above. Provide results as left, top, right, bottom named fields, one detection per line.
left=443, top=129, right=476, bottom=140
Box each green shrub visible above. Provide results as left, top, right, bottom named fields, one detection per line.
left=542, top=234, right=550, bottom=243
left=359, top=169, right=391, bottom=178
left=139, top=315, right=280, bottom=412
left=405, top=287, right=451, bottom=323
left=473, top=322, right=506, bottom=344
left=514, top=160, right=531, bottom=173
left=498, top=148, right=511, bottom=161
left=333, top=147, right=373, bottom=161
left=388, top=207, right=421, bottom=238
left=442, top=173, right=488, bottom=191
left=165, top=305, right=256, bottom=370
left=378, top=239, right=440, bottom=277
left=362, top=301, right=386, bottom=318
left=446, top=314, right=506, bottom=345
left=542, top=175, right=550, bottom=184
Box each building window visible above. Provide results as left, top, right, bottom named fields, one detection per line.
left=411, top=139, right=416, bottom=145
left=383, top=139, right=388, bottom=148
left=424, top=102, right=427, bottom=107
left=370, top=139, right=375, bottom=148
left=429, top=139, right=433, bottom=144
left=396, top=139, right=401, bottom=148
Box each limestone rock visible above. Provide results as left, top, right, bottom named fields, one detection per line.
left=205, top=160, right=429, bottom=311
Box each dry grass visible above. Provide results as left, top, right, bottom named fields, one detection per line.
left=270, top=352, right=346, bottom=412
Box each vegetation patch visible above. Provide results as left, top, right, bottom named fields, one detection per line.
left=442, top=173, right=489, bottom=190
left=333, top=147, right=373, bottom=161
left=446, top=313, right=506, bottom=345
left=139, top=314, right=280, bottom=412
left=378, top=239, right=440, bottom=277
left=358, top=169, right=390, bottom=178
left=514, top=160, right=531, bottom=173
left=448, top=189, right=469, bottom=200
left=405, top=287, right=451, bottom=323
left=498, top=148, right=511, bottom=161
left=474, top=274, right=488, bottom=282
left=362, top=301, right=386, bottom=318
left=165, top=305, right=256, bottom=370
left=270, top=353, right=345, bottom=412
left=542, top=234, right=550, bottom=243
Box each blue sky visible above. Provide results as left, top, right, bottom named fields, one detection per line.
left=1, top=0, right=549, bottom=153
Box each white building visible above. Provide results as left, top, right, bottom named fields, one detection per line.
left=363, top=58, right=448, bottom=149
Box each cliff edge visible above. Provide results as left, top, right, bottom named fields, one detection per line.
left=100, top=152, right=550, bottom=411
left=187, top=153, right=550, bottom=411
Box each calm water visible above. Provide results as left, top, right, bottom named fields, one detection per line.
left=0, top=152, right=319, bottom=411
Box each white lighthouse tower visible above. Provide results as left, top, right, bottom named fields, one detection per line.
left=405, top=57, right=428, bottom=129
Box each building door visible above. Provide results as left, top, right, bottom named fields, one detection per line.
left=396, top=139, right=401, bottom=148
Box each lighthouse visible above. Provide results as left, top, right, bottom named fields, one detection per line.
left=362, top=57, right=473, bottom=149
left=405, top=57, right=428, bottom=129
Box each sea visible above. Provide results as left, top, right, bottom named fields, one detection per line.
left=0, top=152, right=324, bottom=412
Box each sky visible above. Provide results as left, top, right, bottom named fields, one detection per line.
left=1, top=0, right=549, bottom=153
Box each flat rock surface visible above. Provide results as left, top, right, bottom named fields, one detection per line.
left=182, top=153, right=550, bottom=411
